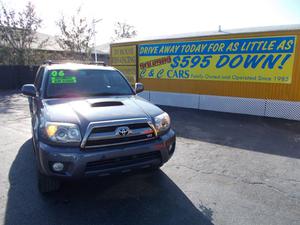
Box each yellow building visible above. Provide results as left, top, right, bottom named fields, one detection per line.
left=110, top=25, right=300, bottom=121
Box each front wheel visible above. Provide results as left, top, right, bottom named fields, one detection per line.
left=38, top=171, right=61, bottom=194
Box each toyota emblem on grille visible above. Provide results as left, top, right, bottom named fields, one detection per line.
left=116, top=126, right=131, bottom=136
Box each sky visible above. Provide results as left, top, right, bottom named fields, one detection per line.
left=2, top=0, right=300, bottom=45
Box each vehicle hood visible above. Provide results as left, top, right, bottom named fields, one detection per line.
left=42, top=95, right=163, bottom=130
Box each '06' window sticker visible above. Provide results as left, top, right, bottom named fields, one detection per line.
left=50, top=70, right=77, bottom=84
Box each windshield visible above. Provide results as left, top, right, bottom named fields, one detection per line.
left=45, top=69, right=134, bottom=98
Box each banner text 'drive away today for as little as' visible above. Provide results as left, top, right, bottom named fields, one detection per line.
left=138, top=36, right=296, bottom=84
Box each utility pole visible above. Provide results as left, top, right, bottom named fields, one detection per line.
left=92, top=18, right=102, bottom=63
left=218, top=25, right=222, bottom=32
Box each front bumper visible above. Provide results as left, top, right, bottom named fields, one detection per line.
left=36, top=129, right=176, bottom=179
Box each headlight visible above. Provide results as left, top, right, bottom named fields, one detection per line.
left=42, top=122, right=82, bottom=143
left=154, top=112, right=171, bottom=134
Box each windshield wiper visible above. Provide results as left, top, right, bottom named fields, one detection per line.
left=89, top=92, right=130, bottom=96
left=46, top=92, right=131, bottom=98
left=46, top=94, right=82, bottom=99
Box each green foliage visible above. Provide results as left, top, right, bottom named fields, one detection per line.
left=0, top=1, right=43, bottom=65
left=112, top=22, right=137, bottom=42
left=56, top=7, right=93, bottom=60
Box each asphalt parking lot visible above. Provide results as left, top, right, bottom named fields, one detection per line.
left=0, top=91, right=299, bottom=225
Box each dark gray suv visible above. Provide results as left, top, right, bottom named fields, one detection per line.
left=22, top=62, right=176, bottom=193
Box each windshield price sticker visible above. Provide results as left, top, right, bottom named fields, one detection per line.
left=51, top=70, right=65, bottom=77
left=51, top=76, right=77, bottom=84
left=50, top=70, right=77, bottom=84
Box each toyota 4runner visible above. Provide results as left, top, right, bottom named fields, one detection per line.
left=21, top=62, right=176, bottom=193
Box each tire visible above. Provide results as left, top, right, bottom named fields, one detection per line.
left=38, top=171, right=61, bottom=194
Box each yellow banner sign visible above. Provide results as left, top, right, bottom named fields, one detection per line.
left=114, top=65, right=136, bottom=85
left=138, top=36, right=296, bottom=84
left=111, top=45, right=136, bottom=65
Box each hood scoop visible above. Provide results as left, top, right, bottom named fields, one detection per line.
left=90, top=101, right=124, bottom=107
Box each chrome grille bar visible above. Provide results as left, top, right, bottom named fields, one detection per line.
left=81, top=118, right=156, bottom=149
left=88, top=127, right=154, bottom=141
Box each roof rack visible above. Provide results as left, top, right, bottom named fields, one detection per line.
left=43, top=60, right=106, bottom=66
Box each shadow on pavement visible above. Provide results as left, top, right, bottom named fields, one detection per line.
left=0, top=91, right=27, bottom=115
left=162, top=106, right=300, bottom=159
left=4, top=139, right=214, bottom=225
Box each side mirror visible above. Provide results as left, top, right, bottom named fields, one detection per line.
left=135, top=82, right=144, bottom=94
left=21, top=84, right=36, bottom=97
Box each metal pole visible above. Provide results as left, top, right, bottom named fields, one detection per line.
left=93, top=22, right=97, bottom=62
left=92, top=18, right=102, bottom=63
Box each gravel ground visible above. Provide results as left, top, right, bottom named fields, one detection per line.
left=0, top=91, right=299, bottom=225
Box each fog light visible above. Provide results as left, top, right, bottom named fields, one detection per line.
left=52, top=162, right=64, bottom=172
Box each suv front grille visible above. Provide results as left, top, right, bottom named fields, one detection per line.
left=81, top=119, right=156, bottom=149
left=85, top=134, right=154, bottom=147
left=90, top=123, right=150, bottom=134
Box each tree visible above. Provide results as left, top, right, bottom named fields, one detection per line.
left=112, top=22, right=137, bottom=42
left=0, top=1, right=43, bottom=65
left=56, top=7, right=94, bottom=60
